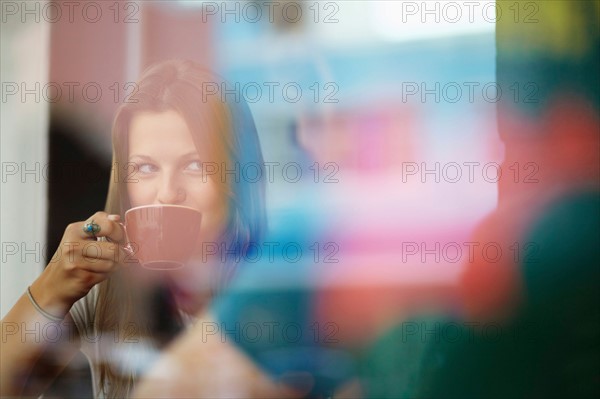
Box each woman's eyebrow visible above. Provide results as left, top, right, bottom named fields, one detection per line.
left=180, top=152, right=200, bottom=159
left=128, top=154, right=154, bottom=161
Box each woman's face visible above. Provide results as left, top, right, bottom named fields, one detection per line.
left=127, top=110, right=228, bottom=245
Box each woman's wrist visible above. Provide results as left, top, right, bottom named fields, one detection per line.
left=28, top=278, right=72, bottom=320
left=25, top=286, right=64, bottom=322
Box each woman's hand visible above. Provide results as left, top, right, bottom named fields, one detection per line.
left=30, top=211, right=128, bottom=316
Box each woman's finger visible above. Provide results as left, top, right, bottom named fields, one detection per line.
left=78, top=241, right=123, bottom=262
left=75, top=257, right=116, bottom=274
left=78, top=212, right=125, bottom=243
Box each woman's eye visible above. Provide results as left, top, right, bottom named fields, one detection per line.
left=137, top=163, right=158, bottom=174
left=185, top=160, right=203, bottom=172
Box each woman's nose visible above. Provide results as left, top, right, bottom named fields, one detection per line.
left=156, top=174, right=186, bottom=204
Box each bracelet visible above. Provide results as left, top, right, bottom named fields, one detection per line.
left=26, top=286, right=64, bottom=322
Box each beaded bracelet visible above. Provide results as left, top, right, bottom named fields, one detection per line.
left=26, top=286, right=64, bottom=322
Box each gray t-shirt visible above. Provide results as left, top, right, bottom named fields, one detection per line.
left=70, top=285, right=196, bottom=398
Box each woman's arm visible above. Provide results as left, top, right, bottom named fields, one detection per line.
left=0, top=211, right=126, bottom=397
left=0, top=291, right=81, bottom=397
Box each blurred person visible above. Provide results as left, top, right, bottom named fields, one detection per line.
left=361, top=1, right=600, bottom=398
left=460, top=0, right=600, bottom=322
left=0, top=59, right=266, bottom=398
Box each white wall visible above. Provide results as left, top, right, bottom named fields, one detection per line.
left=1, top=6, right=50, bottom=318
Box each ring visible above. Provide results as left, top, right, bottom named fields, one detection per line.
left=83, top=220, right=101, bottom=237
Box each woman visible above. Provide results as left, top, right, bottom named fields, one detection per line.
left=0, top=59, right=266, bottom=398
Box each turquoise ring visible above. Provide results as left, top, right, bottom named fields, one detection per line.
left=83, top=220, right=101, bottom=237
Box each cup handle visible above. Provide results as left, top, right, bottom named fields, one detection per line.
left=106, top=222, right=135, bottom=257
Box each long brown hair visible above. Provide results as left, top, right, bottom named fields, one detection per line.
left=97, top=59, right=266, bottom=397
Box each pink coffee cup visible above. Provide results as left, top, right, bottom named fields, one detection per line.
left=122, top=205, right=203, bottom=270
